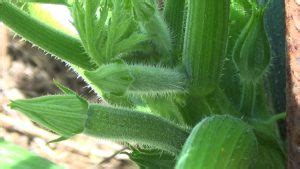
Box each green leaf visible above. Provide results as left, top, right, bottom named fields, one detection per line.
left=132, top=0, right=172, bottom=61
left=53, top=80, right=76, bottom=95
left=176, top=115, right=258, bottom=169
left=84, top=104, right=190, bottom=154
left=145, top=96, right=185, bottom=124
left=72, top=0, right=148, bottom=65
left=129, top=146, right=176, bottom=169
left=249, top=120, right=286, bottom=169
left=10, top=95, right=88, bottom=138
left=0, top=138, right=64, bottom=169
left=0, top=2, right=96, bottom=70
left=131, top=0, right=155, bottom=22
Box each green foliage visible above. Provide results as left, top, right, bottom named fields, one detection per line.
left=0, top=2, right=96, bottom=70
left=0, top=138, right=64, bottom=169
left=129, top=146, right=176, bottom=169
left=1, top=0, right=286, bottom=168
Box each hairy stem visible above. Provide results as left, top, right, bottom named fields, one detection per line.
left=84, top=104, right=190, bottom=154
left=0, top=2, right=96, bottom=70
left=163, top=0, right=186, bottom=64
left=183, top=0, right=230, bottom=96
left=240, top=82, right=256, bottom=117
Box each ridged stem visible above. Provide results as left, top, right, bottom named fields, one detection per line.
left=183, top=0, right=230, bottom=96
left=0, top=2, right=96, bottom=70
left=84, top=104, right=190, bottom=154
left=163, top=0, right=186, bottom=64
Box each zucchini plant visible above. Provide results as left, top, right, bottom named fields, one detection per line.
left=0, top=0, right=286, bottom=168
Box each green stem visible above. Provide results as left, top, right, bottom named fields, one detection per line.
left=163, top=0, right=186, bottom=64
left=183, top=0, right=230, bottom=96
left=84, top=104, right=190, bottom=154
left=128, top=65, right=186, bottom=95
left=0, top=2, right=96, bottom=70
left=240, top=82, right=256, bottom=117
left=266, top=112, right=286, bottom=124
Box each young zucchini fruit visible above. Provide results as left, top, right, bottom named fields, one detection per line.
left=176, top=116, right=258, bottom=169
left=10, top=88, right=189, bottom=155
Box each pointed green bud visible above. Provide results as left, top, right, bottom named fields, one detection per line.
left=84, top=62, right=186, bottom=98
left=84, top=61, right=134, bottom=96
left=10, top=95, right=88, bottom=138
left=131, top=0, right=155, bottom=22
left=132, top=0, right=172, bottom=58
left=232, top=6, right=270, bottom=83
left=53, top=80, right=76, bottom=95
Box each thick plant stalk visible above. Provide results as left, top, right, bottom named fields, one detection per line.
left=180, top=0, right=231, bottom=125
left=85, top=104, right=190, bottom=154
left=183, top=0, right=230, bottom=96
left=163, top=0, right=186, bottom=64
left=0, top=2, right=96, bottom=70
